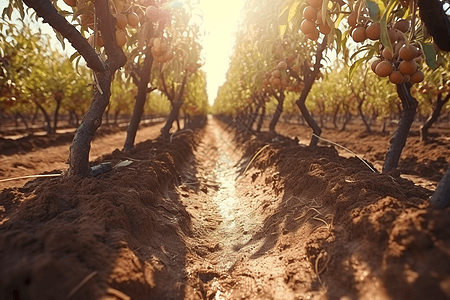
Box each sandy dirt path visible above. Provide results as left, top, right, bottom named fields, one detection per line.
left=0, top=123, right=163, bottom=190
left=180, top=117, right=317, bottom=299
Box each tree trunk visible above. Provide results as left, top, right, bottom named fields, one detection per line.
left=67, top=0, right=127, bottom=177
left=161, top=72, right=188, bottom=141
left=269, top=92, right=284, bottom=132
left=420, top=93, right=450, bottom=142
left=382, top=83, right=418, bottom=173
left=256, top=103, right=265, bottom=132
left=123, top=43, right=154, bottom=151
left=34, top=102, right=53, bottom=134
left=332, top=104, right=340, bottom=129
left=357, top=99, right=372, bottom=133
left=295, top=37, right=327, bottom=147
left=53, top=94, right=63, bottom=134
left=430, top=166, right=450, bottom=209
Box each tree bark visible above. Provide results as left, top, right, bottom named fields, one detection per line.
left=34, top=101, right=52, bottom=134
left=269, top=92, right=284, bottom=132
left=53, top=94, right=63, bottom=134
left=430, top=166, right=450, bottom=209
left=123, top=44, right=154, bottom=151
left=420, top=93, right=450, bottom=142
left=256, top=101, right=266, bottom=132
left=161, top=72, right=188, bottom=140
left=357, top=99, right=372, bottom=133
left=67, top=0, right=127, bottom=177
left=382, top=83, right=418, bottom=173
left=295, top=37, right=327, bottom=147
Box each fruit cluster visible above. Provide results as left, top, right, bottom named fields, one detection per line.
left=150, top=37, right=174, bottom=63
left=347, top=13, right=425, bottom=85
left=300, top=0, right=332, bottom=40
left=262, top=57, right=305, bottom=93
left=65, top=0, right=172, bottom=49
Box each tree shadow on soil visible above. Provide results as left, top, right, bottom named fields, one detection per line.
left=0, top=133, right=198, bottom=300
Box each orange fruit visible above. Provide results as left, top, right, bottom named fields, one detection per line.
left=278, top=61, right=288, bottom=70
left=399, top=60, right=417, bottom=75
left=399, top=44, right=419, bottom=61
left=272, top=77, right=281, bottom=88
left=301, top=19, right=316, bottom=35
left=307, top=0, right=323, bottom=9
left=265, top=71, right=271, bottom=78
left=319, top=22, right=331, bottom=35
left=307, top=28, right=320, bottom=41
left=366, top=23, right=381, bottom=40
left=394, top=41, right=405, bottom=55
left=263, top=78, right=270, bottom=86
left=352, top=27, right=366, bottom=43
left=272, top=69, right=282, bottom=78
left=286, top=54, right=296, bottom=63
left=348, top=12, right=358, bottom=27
left=375, top=61, right=393, bottom=77
left=145, top=6, right=161, bottom=20
left=63, top=0, right=77, bottom=7
left=163, top=51, right=174, bottom=62
left=127, top=12, right=139, bottom=27
left=394, top=19, right=410, bottom=33
left=410, top=70, right=425, bottom=83
left=382, top=47, right=393, bottom=60
left=371, top=59, right=382, bottom=73
left=303, top=6, right=318, bottom=21
left=389, top=71, right=404, bottom=84
left=115, top=14, right=128, bottom=29
left=388, top=28, right=398, bottom=43
left=115, top=29, right=127, bottom=47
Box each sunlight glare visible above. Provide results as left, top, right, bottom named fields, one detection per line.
left=198, top=0, right=244, bottom=105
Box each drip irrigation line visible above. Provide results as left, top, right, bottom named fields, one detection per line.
left=0, top=173, right=62, bottom=183
left=312, top=133, right=377, bottom=173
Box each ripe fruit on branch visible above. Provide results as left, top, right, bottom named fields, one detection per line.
left=307, top=0, right=323, bottom=9
left=63, top=0, right=77, bottom=7
left=301, top=19, right=316, bottom=35
left=115, top=14, right=128, bottom=29
left=388, top=28, right=398, bottom=43
left=127, top=12, right=139, bottom=27
left=399, top=60, right=417, bottom=75
left=399, top=44, right=419, bottom=61
left=352, top=27, right=366, bottom=43
left=375, top=61, right=393, bottom=77
left=319, top=22, right=331, bottom=35
left=410, top=70, right=424, bottom=83
left=272, top=69, right=281, bottom=78
left=115, top=29, right=127, bottom=47
left=306, top=28, right=320, bottom=41
left=348, top=12, right=358, bottom=28
left=303, top=6, right=318, bottom=21
left=146, top=6, right=162, bottom=20
left=278, top=61, right=288, bottom=70
left=382, top=47, right=394, bottom=60
left=371, top=59, right=382, bottom=73
left=366, top=23, right=381, bottom=40
left=389, top=71, right=404, bottom=84
left=394, top=19, right=410, bottom=33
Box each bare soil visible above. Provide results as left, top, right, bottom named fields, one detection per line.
left=0, top=117, right=449, bottom=300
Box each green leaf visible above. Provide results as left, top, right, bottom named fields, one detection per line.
left=69, top=51, right=80, bottom=62
left=423, top=43, right=437, bottom=69
left=379, top=0, right=396, bottom=51
left=349, top=56, right=369, bottom=80
left=366, top=0, right=384, bottom=22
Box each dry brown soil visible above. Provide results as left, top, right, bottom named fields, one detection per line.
left=0, top=117, right=449, bottom=300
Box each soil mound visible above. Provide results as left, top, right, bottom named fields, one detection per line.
left=0, top=129, right=201, bottom=300
left=234, top=129, right=450, bottom=299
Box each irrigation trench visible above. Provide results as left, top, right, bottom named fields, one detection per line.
left=179, top=117, right=304, bottom=299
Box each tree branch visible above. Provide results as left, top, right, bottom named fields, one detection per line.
left=22, top=0, right=105, bottom=72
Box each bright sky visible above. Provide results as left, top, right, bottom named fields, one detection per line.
left=198, top=0, right=244, bottom=105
